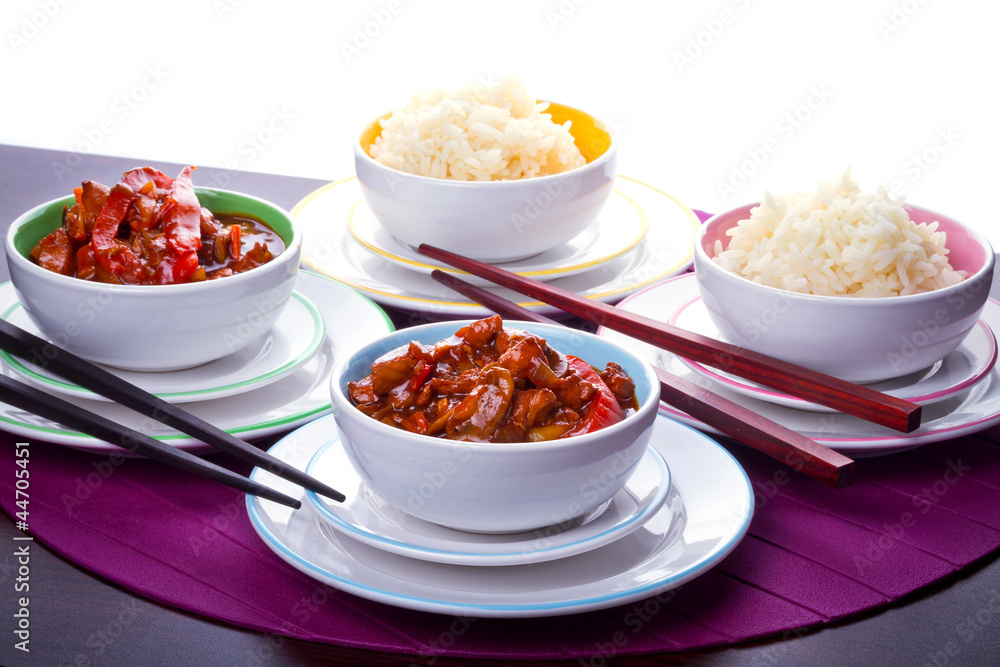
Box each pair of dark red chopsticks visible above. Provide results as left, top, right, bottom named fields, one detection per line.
left=422, top=243, right=926, bottom=490
left=0, top=318, right=345, bottom=509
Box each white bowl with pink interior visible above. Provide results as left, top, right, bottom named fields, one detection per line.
left=694, top=203, right=994, bottom=384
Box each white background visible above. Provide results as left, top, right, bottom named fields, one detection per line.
left=1, top=0, right=997, bottom=245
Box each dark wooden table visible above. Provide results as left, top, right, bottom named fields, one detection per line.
left=1, top=144, right=998, bottom=666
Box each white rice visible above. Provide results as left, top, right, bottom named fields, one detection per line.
left=713, top=169, right=966, bottom=297
left=367, top=77, right=586, bottom=181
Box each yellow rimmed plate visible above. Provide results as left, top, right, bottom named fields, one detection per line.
left=346, top=186, right=648, bottom=284
left=294, top=175, right=699, bottom=316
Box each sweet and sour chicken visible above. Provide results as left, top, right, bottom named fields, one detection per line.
left=348, top=316, right=637, bottom=442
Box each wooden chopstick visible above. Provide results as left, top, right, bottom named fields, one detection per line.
left=431, top=270, right=855, bottom=488
left=0, top=374, right=302, bottom=508
left=0, top=318, right=345, bottom=504
left=420, top=244, right=922, bottom=433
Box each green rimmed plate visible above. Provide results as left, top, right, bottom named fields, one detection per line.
left=0, top=271, right=393, bottom=453
left=2, top=291, right=326, bottom=404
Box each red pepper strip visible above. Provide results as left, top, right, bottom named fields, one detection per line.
left=229, top=223, right=242, bottom=260
left=150, top=166, right=202, bottom=284
left=90, top=184, right=149, bottom=284
left=409, top=360, right=432, bottom=392
left=159, top=166, right=201, bottom=256
left=120, top=166, right=173, bottom=192
left=411, top=412, right=429, bottom=435
left=152, top=250, right=200, bottom=285
left=562, top=356, right=624, bottom=436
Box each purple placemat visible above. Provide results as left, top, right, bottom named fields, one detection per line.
left=2, top=426, right=999, bottom=661
left=3, top=204, right=1000, bottom=659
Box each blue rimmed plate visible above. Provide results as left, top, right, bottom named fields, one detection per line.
left=246, top=413, right=753, bottom=618
left=304, top=435, right=671, bottom=567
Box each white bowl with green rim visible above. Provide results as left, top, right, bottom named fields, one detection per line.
left=5, top=188, right=302, bottom=371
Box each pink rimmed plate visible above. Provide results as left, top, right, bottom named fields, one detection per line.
left=598, top=273, right=1000, bottom=457
left=670, top=292, right=997, bottom=412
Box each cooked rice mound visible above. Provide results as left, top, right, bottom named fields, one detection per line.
left=713, top=169, right=966, bottom=297
left=367, top=77, right=586, bottom=181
